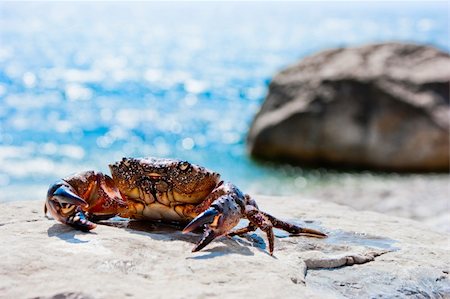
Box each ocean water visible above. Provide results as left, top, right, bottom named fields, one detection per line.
left=0, top=2, right=448, bottom=202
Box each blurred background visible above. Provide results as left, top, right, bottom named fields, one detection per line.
left=0, top=2, right=448, bottom=226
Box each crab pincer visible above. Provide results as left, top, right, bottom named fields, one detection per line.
left=45, top=171, right=128, bottom=232
left=45, top=180, right=96, bottom=231
left=182, top=188, right=243, bottom=252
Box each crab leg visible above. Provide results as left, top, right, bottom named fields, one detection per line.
left=227, top=223, right=257, bottom=236
left=245, top=205, right=275, bottom=254
left=261, top=212, right=327, bottom=238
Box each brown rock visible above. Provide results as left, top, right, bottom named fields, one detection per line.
left=248, top=42, right=450, bottom=172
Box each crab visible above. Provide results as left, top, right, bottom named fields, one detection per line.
left=45, top=157, right=326, bottom=255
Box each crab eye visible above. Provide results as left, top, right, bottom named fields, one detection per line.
left=179, top=161, right=191, bottom=171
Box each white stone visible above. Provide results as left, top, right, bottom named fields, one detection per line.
left=0, top=197, right=448, bottom=298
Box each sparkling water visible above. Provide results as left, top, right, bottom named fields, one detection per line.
left=0, top=2, right=448, bottom=201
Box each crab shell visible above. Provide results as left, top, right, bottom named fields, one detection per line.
left=108, top=158, right=221, bottom=221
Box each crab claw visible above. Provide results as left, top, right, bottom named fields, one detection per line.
left=52, top=184, right=88, bottom=207
left=183, top=207, right=223, bottom=252
left=182, top=207, right=219, bottom=234
left=183, top=191, right=243, bottom=252
left=191, top=229, right=217, bottom=252
left=46, top=181, right=96, bottom=231
left=45, top=171, right=128, bottom=231
left=63, top=206, right=97, bottom=231
left=184, top=206, right=227, bottom=253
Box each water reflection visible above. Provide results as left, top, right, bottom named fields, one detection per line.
left=0, top=2, right=448, bottom=201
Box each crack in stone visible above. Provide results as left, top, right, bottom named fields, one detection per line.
left=305, top=250, right=389, bottom=270
left=301, top=250, right=390, bottom=281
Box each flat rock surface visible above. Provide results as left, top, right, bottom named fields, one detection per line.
left=1, top=198, right=449, bottom=299
left=302, top=174, right=450, bottom=233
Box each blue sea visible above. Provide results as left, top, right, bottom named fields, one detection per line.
left=0, top=2, right=448, bottom=201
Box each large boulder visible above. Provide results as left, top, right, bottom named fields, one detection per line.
left=1, top=198, right=449, bottom=298
left=248, top=43, right=450, bottom=172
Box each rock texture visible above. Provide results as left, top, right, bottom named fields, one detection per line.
left=248, top=42, right=450, bottom=172
left=302, top=173, right=450, bottom=233
left=1, top=198, right=449, bottom=298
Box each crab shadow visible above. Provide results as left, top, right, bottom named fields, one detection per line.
left=100, top=218, right=269, bottom=258
left=45, top=219, right=272, bottom=258
left=47, top=223, right=97, bottom=244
